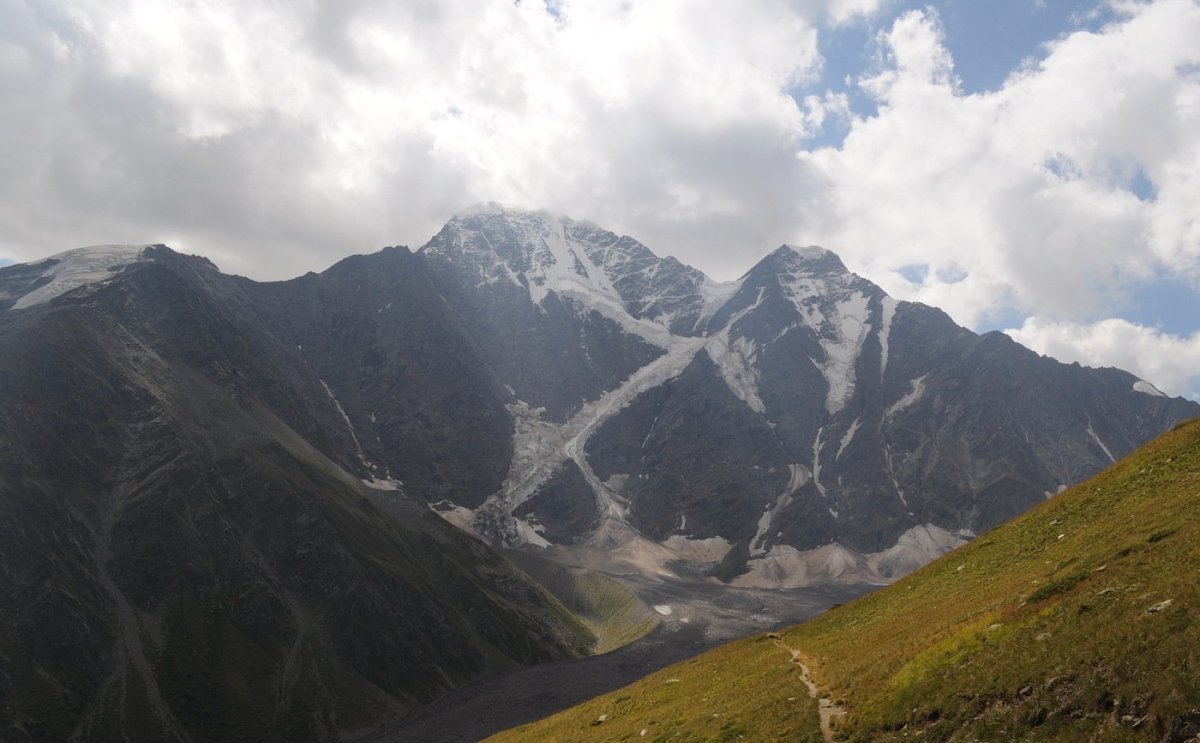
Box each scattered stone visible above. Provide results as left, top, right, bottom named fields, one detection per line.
left=1147, top=599, right=1174, bottom=614
left=767, top=632, right=781, bottom=640
left=988, top=623, right=1002, bottom=631
left=1093, top=564, right=1108, bottom=572
left=664, top=678, right=680, bottom=684
left=1036, top=632, right=1051, bottom=642
left=592, top=714, right=608, bottom=726
left=1122, top=714, right=1150, bottom=728
left=1057, top=533, right=1065, bottom=540
left=1096, top=587, right=1118, bottom=597
left=1019, top=684, right=1033, bottom=697
left=640, top=729, right=647, bottom=737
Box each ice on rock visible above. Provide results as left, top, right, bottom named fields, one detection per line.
left=1087, top=422, right=1115, bottom=463
left=886, top=375, right=927, bottom=418
left=773, top=247, right=878, bottom=415
left=878, top=296, right=897, bottom=378
left=1133, top=379, right=1166, bottom=397
left=837, top=418, right=860, bottom=460
left=9, top=245, right=152, bottom=310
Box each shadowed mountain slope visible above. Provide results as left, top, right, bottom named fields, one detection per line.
left=0, top=247, right=591, bottom=742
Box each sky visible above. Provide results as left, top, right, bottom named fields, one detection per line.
left=1, top=0, right=1198, bottom=398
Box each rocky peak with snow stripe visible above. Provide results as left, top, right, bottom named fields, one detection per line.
left=421, top=206, right=622, bottom=305
left=422, top=205, right=735, bottom=337
left=565, top=220, right=737, bottom=336
left=415, top=209, right=1198, bottom=590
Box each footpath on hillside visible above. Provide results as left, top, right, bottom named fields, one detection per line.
left=770, top=634, right=844, bottom=742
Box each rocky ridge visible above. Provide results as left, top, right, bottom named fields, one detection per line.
left=411, top=205, right=1199, bottom=587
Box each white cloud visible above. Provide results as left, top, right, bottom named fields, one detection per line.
left=0, top=0, right=846, bottom=278
left=1006, top=317, right=1200, bottom=398
left=798, top=1, right=1200, bottom=328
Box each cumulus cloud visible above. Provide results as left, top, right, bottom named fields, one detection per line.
left=796, top=2, right=1200, bottom=328
left=0, top=0, right=849, bottom=278
left=800, top=1, right=1200, bottom=328
left=1007, top=317, right=1200, bottom=399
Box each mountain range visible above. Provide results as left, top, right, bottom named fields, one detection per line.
left=0, top=204, right=1195, bottom=740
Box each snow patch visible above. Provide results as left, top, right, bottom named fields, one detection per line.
left=751, top=464, right=809, bottom=556
left=812, top=428, right=827, bottom=497
left=698, top=278, right=740, bottom=323
left=1087, top=423, right=1115, bottom=463
left=816, top=292, right=872, bottom=414
left=878, top=296, right=897, bottom=378
left=779, top=264, right=873, bottom=414
left=706, top=333, right=765, bottom=413
left=1133, top=379, right=1166, bottom=397
left=431, top=502, right=478, bottom=535
left=514, top=519, right=552, bottom=548
left=320, top=379, right=373, bottom=470
left=886, top=375, right=927, bottom=418
left=837, top=418, right=860, bottom=460
left=362, top=477, right=403, bottom=492
left=9, top=245, right=152, bottom=310
left=883, top=445, right=908, bottom=507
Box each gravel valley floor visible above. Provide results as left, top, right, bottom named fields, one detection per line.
left=364, top=575, right=874, bottom=743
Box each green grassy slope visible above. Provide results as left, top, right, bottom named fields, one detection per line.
left=491, top=418, right=1200, bottom=742
left=509, top=551, right=657, bottom=654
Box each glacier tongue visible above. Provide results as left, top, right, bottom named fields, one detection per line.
left=473, top=335, right=709, bottom=541
left=10, top=245, right=152, bottom=310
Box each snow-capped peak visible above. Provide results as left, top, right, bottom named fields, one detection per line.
left=4, top=244, right=153, bottom=310
left=451, top=201, right=557, bottom=220
left=421, top=206, right=733, bottom=339
left=783, top=244, right=834, bottom=260
left=742, top=245, right=890, bottom=415
left=765, top=244, right=848, bottom=276
left=427, top=205, right=621, bottom=302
